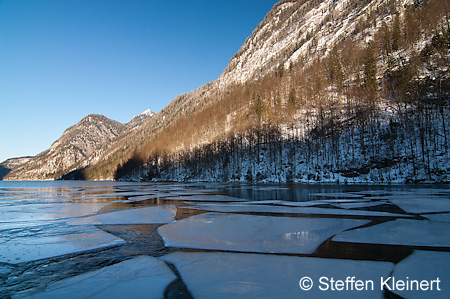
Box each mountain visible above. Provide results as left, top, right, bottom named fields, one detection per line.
left=0, top=157, right=32, bottom=180
left=106, top=0, right=448, bottom=183
left=87, top=0, right=449, bottom=183
left=126, top=109, right=155, bottom=128
left=6, top=0, right=450, bottom=182
left=4, top=115, right=127, bottom=181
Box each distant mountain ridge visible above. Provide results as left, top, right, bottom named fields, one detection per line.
left=3, top=112, right=152, bottom=181
left=0, top=157, right=33, bottom=180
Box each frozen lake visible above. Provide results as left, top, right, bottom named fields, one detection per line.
left=1, top=181, right=449, bottom=298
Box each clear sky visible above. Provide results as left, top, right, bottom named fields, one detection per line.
left=0, top=0, right=278, bottom=162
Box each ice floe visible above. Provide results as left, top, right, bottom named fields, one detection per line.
left=241, top=200, right=284, bottom=205
left=0, top=225, right=124, bottom=264
left=387, top=196, right=450, bottom=213
left=350, top=190, right=391, bottom=197
left=167, top=194, right=245, bottom=202
left=333, top=219, right=450, bottom=247
left=14, top=256, right=176, bottom=299
left=188, top=203, right=411, bottom=217
left=388, top=250, right=449, bottom=299
left=124, top=194, right=163, bottom=202
left=331, top=201, right=389, bottom=209
left=71, top=206, right=175, bottom=225
left=159, top=213, right=369, bottom=254
left=422, top=213, right=450, bottom=222
left=278, top=200, right=333, bottom=207
left=0, top=203, right=108, bottom=223
left=162, top=252, right=394, bottom=299
left=309, top=193, right=365, bottom=199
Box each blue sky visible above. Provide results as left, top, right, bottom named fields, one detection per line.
left=0, top=0, right=277, bottom=162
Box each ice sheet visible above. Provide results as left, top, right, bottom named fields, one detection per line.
left=162, top=252, right=394, bottom=299
left=125, top=194, right=162, bottom=202
left=242, top=200, right=284, bottom=205
left=188, top=203, right=411, bottom=218
left=388, top=196, right=450, bottom=213
left=422, top=213, right=450, bottom=222
left=350, top=190, right=391, bottom=197
left=72, top=207, right=175, bottom=225
left=159, top=213, right=369, bottom=254
left=333, top=219, right=450, bottom=247
left=279, top=200, right=371, bottom=207
left=278, top=200, right=332, bottom=207
left=309, top=193, right=365, bottom=199
left=167, top=194, right=245, bottom=202
left=0, top=225, right=125, bottom=264
left=389, top=250, right=449, bottom=299
left=0, top=203, right=108, bottom=223
left=14, top=256, right=176, bottom=299
left=331, top=201, right=388, bottom=209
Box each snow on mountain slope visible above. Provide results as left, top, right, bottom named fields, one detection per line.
left=126, top=109, right=155, bottom=128
left=5, top=115, right=127, bottom=181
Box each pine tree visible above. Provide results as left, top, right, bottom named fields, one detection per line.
left=288, top=87, right=297, bottom=107
left=392, top=14, right=402, bottom=51
left=363, top=43, right=378, bottom=101
left=253, top=92, right=265, bottom=123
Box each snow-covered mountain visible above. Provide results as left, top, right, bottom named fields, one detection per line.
left=4, top=115, right=127, bottom=180
left=126, top=109, right=155, bottom=128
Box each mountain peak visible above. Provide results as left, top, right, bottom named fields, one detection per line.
left=126, top=109, right=155, bottom=127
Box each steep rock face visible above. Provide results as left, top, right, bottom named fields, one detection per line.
left=5, top=115, right=127, bottom=180
left=219, top=0, right=392, bottom=86
left=0, top=157, right=32, bottom=180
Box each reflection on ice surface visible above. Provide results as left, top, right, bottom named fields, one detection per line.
left=14, top=256, right=176, bottom=299
left=162, top=252, right=394, bottom=299
left=333, top=219, right=450, bottom=247
left=389, top=250, right=450, bottom=299
left=0, top=225, right=124, bottom=264
left=159, top=213, right=369, bottom=254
